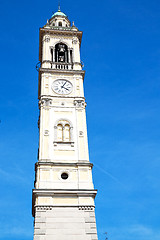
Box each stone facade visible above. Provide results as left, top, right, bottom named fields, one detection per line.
left=32, top=8, right=98, bottom=240
left=34, top=207, right=97, bottom=240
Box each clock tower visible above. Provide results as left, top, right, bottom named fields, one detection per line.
left=32, top=8, right=98, bottom=240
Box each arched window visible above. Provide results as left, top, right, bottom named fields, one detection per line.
left=57, top=124, right=63, bottom=141
left=54, top=120, right=73, bottom=143
left=58, top=22, right=62, bottom=26
left=55, top=43, right=68, bottom=63
left=64, top=124, right=70, bottom=142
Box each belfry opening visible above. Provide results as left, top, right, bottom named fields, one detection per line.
left=55, top=43, right=68, bottom=63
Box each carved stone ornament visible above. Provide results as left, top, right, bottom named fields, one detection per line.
left=44, top=130, right=49, bottom=136
left=79, top=131, right=84, bottom=137
left=36, top=206, right=52, bottom=211
left=58, top=38, right=63, bottom=42
left=44, top=35, right=50, bottom=42
left=78, top=206, right=94, bottom=211
left=72, top=37, right=79, bottom=44
left=39, top=98, right=52, bottom=108
left=74, top=99, right=85, bottom=108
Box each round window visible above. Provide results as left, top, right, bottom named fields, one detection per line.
left=61, top=172, right=69, bottom=180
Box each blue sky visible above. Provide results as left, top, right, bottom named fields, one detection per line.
left=0, top=0, right=160, bottom=239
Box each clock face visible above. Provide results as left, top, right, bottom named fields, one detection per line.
left=52, top=79, right=73, bottom=95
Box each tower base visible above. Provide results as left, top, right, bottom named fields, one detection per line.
left=33, top=206, right=98, bottom=240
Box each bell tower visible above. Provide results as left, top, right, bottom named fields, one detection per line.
left=32, top=8, right=98, bottom=240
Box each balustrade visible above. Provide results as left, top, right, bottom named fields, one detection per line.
left=51, top=62, right=73, bottom=70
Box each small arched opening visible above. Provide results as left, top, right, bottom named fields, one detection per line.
left=55, top=43, right=68, bottom=63
left=58, top=21, right=62, bottom=26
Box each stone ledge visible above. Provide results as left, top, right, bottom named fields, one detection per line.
left=35, top=161, right=93, bottom=168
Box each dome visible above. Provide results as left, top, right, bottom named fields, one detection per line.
left=52, top=10, right=67, bottom=18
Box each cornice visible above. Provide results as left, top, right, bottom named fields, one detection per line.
left=33, top=189, right=97, bottom=196
left=35, top=161, right=93, bottom=168
left=39, top=67, right=85, bottom=77
left=34, top=205, right=95, bottom=209
left=39, top=27, right=82, bottom=42
left=32, top=204, right=95, bottom=217
left=39, top=95, right=85, bottom=100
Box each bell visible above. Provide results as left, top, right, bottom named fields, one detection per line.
left=58, top=44, right=65, bottom=52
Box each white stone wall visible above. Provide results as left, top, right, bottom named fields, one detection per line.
left=35, top=164, right=94, bottom=190
left=33, top=207, right=98, bottom=240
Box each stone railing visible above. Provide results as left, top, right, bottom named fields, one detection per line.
left=51, top=62, right=73, bottom=70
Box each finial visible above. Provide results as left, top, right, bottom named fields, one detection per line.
left=58, top=0, right=61, bottom=11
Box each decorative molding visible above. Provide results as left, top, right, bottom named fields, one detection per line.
left=53, top=141, right=74, bottom=147
left=44, top=35, right=50, bottom=42
left=79, top=131, right=84, bottom=137
left=54, top=118, right=73, bottom=128
left=39, top=68, right=85, bottom=78
left=36, top=206, right=52, bottom=211
left=39, top=98, right=52, bottom=108
left=33, top=189, right=97, bottom=196
left=53, top=39, right=69, bottom=48
left=74, top=99, right=86, bottom=108
left=44, top=130, right=49, bottom=136
left=35, top=162, right=93, bottom=168
left=72, top=37, right=79, bottom=44
left=79, top=206, right=94, bottom=211
left=34, top=205, right=95, bottom=211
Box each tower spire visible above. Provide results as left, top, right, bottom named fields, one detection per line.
left=58, top=0, right=60, bottom=11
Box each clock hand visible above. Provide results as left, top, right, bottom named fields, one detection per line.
left=63, top=87, right=69, bottom=91
left=61, top=81, right=67, bottom=88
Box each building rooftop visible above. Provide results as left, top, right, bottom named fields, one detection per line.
left=52, top=9, right=67, bottom=18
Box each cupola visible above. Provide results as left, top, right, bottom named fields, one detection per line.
left=48, top=7, right=71, bottom=28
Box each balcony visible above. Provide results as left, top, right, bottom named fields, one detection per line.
left=51, top=62, right=73, bottom=70
left=38, top=60, right=82, bottom=71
